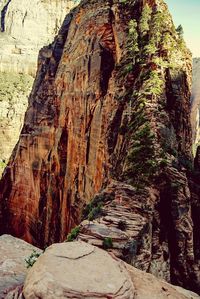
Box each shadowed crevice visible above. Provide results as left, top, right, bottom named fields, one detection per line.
left=1, top=0, right=11, bottom=32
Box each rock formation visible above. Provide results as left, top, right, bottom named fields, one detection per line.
left=0, top=234, right=41, bottom=298
left=1, top=239, right=199, bottom=299
left=22, top=241, right=200, bottom=299
left=0, top=0, right=77, bottom=177
left=0, top=0, right=76, bottom=75
left=0, top=73, right=33, bottom=177
left=0, top=0, right=200, bottom=294
left=191, top=58, right=200, bottom=153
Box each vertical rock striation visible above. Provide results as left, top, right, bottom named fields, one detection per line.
left=0, top=0, right=200, bottom=294
left=0, top=73, right=33, bottom=177
left=191, top=57, right=200, bottom=153
left=0, top=0, right=76, bottom=75
left=0, top=0, right=77, bottom=177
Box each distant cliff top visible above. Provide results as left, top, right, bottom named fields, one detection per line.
left=0, top=0, right=77, bottom=75
left=192, top=57, right=200, bottom=97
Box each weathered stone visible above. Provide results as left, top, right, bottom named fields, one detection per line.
left=127, top=264, right=200, bottom=299
left=0, top=73, right=34, bottom=177
left=0, top=0, right=77, bottom=75
left=0, top=234, right=41, bottom=298
left=0, top=0, right=199, bottom=294
left=22, top=241, right=199, bottom=299
left=0, top=0, right=77, bottom=177
left=78, top=181, right=156, bottom=275
left=23, top=241, right=135, bottom=298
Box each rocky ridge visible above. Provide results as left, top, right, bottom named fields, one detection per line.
left=0, top=0, right=200, bottom=294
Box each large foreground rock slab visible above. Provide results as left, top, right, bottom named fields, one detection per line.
left=23, top=241, right=135, bottom=298
left=23, top=241, right=199, bottom=299
left=0, top=234, right=41, bottom=298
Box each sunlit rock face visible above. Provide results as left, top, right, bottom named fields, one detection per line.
left=0, top=73, right=33, bottom=177
left=0, top=0, right=77, bottom=177
left=0, top=0, right=76, bottom=75
left=0, top=0, right=200, bottom=295
left=191, top=58, right=200, bottom=153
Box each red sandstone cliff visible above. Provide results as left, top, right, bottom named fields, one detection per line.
left=0, top=0, right=200, bottom=294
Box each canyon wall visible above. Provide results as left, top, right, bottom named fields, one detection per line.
left=191, top=58, right=200, bottom=153
left=0, top=0, right=77, bottom=177
left=0, top=0, right=76, bottom=75
left=0, top=72, right=33, bottom=176
left=0, top=0, right=200, bottom=294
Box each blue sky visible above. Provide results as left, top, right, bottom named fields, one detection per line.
left=165, top=0, right=200, bottom=57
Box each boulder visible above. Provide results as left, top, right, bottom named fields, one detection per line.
left=23, top=241, right=199, bottom=299
left=0, top=234, right=41, bottom=298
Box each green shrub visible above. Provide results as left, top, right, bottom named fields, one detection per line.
left=25, top=250, right=41, bottom=268
left=82, top=193, right=114, bottom=221
left=102, top=237, right=113, bottom=250
left=139, top=4, right=152, bottom=37
left=82, top=195, right=104, bottom=220
left=127, top=19, right=139, bottom=56
left=117, top=220, right=127, bottom=231
left=125, top=123, right=157, bottom=186
left=88, top=204, right=102, bottom=221
left=176, top=24, right=184, bottom=38
left=66, top=226, right=80, bottom=242
left=160, top=159, right=168, bottom=168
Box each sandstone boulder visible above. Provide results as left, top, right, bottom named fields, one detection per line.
left=23, top=241, right=199, bottom=299
left=0, top=234, right=41, bottom=298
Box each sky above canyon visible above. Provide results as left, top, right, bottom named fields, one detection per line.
left=165, top=0, right=200, bottom=57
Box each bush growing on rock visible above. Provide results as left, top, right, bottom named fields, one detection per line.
left=102, top=237, right=113, bottom=250
left=66, top=226, right=80, bottom=242
left=25, top=250, right=41, bottom=268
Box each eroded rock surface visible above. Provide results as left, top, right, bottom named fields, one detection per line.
left=0, top=0, right=77, bottom=176
left=23, top=241, right=135, bottom=298
left=0, top=73, right=33, bottom=177
left=0, top=234, right=41, bottom=298
left=0, top=0, right=77, bottom=75
left=78, top=182, right=160, bottom=277
left=191, top=58, right=200, bottom=153
left=22, top=241, right=199, bottom=299
left=0, top=0, right=200, bottom=294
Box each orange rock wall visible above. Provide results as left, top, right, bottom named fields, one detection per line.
left=0, top=0, right=200, bottom=294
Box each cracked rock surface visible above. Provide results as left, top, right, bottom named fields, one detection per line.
left=22, top=241, right=199, bottom=299
left=23, top=241, right=135, bottom=298
left=0, top=0, right=200, bottom=294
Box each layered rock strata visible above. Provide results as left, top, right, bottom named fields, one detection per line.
left=0, top=0, right=200, bottom=294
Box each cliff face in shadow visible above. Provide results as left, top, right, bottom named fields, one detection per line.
left=0, top=0, right=200, bottom=294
